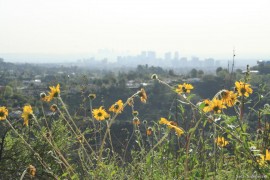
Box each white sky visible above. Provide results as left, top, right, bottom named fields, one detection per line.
left=0, top=0, right=269, bottom=59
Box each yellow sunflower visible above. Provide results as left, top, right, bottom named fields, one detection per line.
left=159, top=117, right=184, bottom=137
left=228, top=91, right=238, bottom=107
left=0, top=106, right=8, bottom=120
left=167, top=123, right=185, bottom=137
left=139, top=88, right=147, bottom=103
left=168, top=121, right=178, bottom=127
left=209, top=98, right=226, bottom=114
left=257, top=155, right=266, bottom=167
left=159, top=117, right=170, bottom=125
left=215, top=136, right=229, bottom=147
left=21, top=105, right=33, bottom=126
left=221, top=90, right=230, bottom=102
left=45, top=84, right=60, bottom=102
left=221, top=90, right=238, bottom=107
left=92, top=106, right=110, bottom=121
left=176, top=83, right=194, bottom=94
left=235, top=81, right=253, bottom=97
left=202, top=99, right=211, bottom=113
left=109, top=100, right=124, bottom=114
left=266, top=149, right=270, bottom=161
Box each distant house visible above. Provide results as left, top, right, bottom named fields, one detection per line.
left=257, top=60, right=270, bottom=65
left=32, top=79, right=42, bottom=86
left=186, top=78, right=201, bottom=83
left=242, top=70, right=259, bottom=74
left=126, top=80, right=140, bottom=89
left=140, top=82, right=151, bottom=87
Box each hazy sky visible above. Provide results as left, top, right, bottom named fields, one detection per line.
left=0, top=0, right=269, bottom=60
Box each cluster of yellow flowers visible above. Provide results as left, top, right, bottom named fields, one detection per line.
left=202, top=81, right=253, bottom=114
left=91, top=99, right=125, bottom=121
left=0, top=105, right=33, bottom=126
left=92, top=88, right=147, bottom=122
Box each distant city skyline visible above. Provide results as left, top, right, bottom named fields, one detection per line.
left=0, top=50, right=258, bottom=68
left=0, top=0, right=269, bottom=61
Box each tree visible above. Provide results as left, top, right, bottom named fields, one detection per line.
left=190, top=68, right=198, bottom=78
left=4, top=85, right=13, bottom=98
left=198, top=70, right=204, bottom=77
left=216, top=67, right=223, bottom=75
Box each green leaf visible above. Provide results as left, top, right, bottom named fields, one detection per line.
left=178, top=104, right=185, bottom=114
left=203, top=119, right=208, bottom=127
left=199, top=102, right=205, bottom=110
left=187, top=93, right=195, bottom=101
left=188, top=127, right=196, bottom=134
left=111, top=170, right=116, bottom=177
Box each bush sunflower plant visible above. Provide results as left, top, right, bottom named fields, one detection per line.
left=0, top=66, right=269, bottom=179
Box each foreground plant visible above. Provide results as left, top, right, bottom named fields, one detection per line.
left=1, top=69, right=270, bottom=179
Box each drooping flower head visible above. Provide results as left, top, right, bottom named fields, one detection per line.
left=138, top=88, right=147, bottom=103
left=28, top=165, right=36, bottom=177
left=45, top=84, right=60, bottom=102
left=151, top=74, right=158, bottom=80
left=176, top=83, right=194, bottom=94
left=133, top=117, right=140, bottom=125
left=109, top=100, right=124, bottom=114
left=215, top=136, right=229, bottom=147
left=0, top=106, right=8, bottom=120
left=40, top=92, right=47, bottom=101
left=209, top=98, right=226, bottom=114
left=92, top=106, right=110, bottom=121
left=88, top=93, right=96, bottom=100
left=127, top=98, right=134, bottom=106
left=21, top=105, right=33, bottom=126
left=235, top=81, right=253, bottom=97
left=50, top=104, right=58, bottom=112
left=132, top=110, right=139, bottom=117
left=146, top=127, right=153, bottom=136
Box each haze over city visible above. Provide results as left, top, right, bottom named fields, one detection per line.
left=0, top=0, right=269, bottom=63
